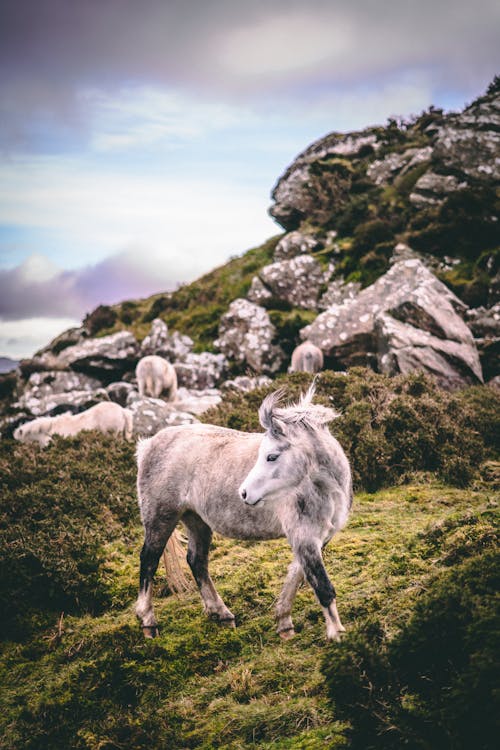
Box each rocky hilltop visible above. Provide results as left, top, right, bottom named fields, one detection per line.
left=1, top=79, right=499, bottom=436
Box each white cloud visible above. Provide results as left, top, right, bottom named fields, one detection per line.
left=0, top=317, right=81, bottom=359
left=217, top=11, right=353, bottom=76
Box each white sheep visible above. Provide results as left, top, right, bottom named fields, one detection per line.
left=135, top=355, right=177, bottom=401
left=289, top=341, right=324, bottom=374
left=13, top=401, right=133, bottom=446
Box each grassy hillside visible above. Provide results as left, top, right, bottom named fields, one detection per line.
left=1, top=371, right=498, bottom=749
left=85, top=235, right=281, bottom=350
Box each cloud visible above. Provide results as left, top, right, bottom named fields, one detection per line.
left=0, top=0, right=498, bottom=149
left=0, top=317, right=82, bottom=359
left=0, top=247, right=220, bottom=323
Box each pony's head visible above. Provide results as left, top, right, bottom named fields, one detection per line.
left=238, top=384, right=338, bottom=506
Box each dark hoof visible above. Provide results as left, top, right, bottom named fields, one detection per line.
left=219, top=617, right=236, bottom=629
left=142, top=625, right=159, bottom=639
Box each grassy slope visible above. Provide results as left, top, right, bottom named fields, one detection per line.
left=0, top=459, right=497, bottom=749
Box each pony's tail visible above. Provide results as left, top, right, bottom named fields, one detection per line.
left=162, top=528, right=194, bottom=594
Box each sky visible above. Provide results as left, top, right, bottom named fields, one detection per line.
left=0, top=0, right=498, bottom=359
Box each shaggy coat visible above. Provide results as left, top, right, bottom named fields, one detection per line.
left=136, top=355, right=177, bottom=401
left=290, top=341, right=324, bottom=373
left=135, top=386, right=352, bottom=641
left=13, top=401, right=133, bottom=446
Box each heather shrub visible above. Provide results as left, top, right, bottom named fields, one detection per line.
left=322, top=549, right=499, bottom=750
left=0, top=433, right=138, bottom=639
left=202, top=369, right=497, bottom=491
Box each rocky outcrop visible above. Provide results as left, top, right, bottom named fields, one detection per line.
left=273, top=231, right=321, bottom=261
left=14, top=371, right=107, bottom=417
left=126, top=392, right=198, bottom=436
left=174, top=352, right=228, bottom=390
left=367, top=146, right=432, bottom=186
left=247, top=254, right=327, bottom=310
left=302, top=259, right=483, bottom=386
left=57, top=331, right=140, bottom=383
left=318, top=279, right=361, bottom=310
left=466, top=303, right=500, bottom=381
left=36, top=327, right=88, bottom=357
left=140, top=318, right=193, bottom=360
left=174, top=387, right=222, bottom=415
left=215, top=299, right=285, bottom=374
left=270, top=129, right=380, bottom=229
left=221, top=375, right=273, bottom=393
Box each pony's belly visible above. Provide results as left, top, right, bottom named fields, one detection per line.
left=193, top=499, right=285, bottom=541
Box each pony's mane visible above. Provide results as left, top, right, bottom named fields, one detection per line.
left=259, top=382, right=339, bottom=432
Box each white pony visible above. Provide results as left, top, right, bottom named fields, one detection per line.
left=290, top=341, right=324, bottom=373
left=14, top=401, right=133, bottom=446
left=136, top=355, right=177, bottom=401
left=135, top=385, right=352, bottom=641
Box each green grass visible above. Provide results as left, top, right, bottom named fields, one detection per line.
left=0, top=442, right=497, bottom=749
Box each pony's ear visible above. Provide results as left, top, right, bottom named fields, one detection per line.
left=259, top=390, right=285, bottom=435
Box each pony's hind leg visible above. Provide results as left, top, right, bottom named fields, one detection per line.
left=275, top=557, right=304, bottom=640
left=183, top=511, right=235, bottom=627
left=136, top=511, right=179, bottom=638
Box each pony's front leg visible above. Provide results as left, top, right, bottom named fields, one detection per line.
left=294, top=538, right=345, bottom=641
left=275, top=558, right=304, bottom=639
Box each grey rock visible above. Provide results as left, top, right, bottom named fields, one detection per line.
left=375, top=314, right=482, bottom=388
left=247, top=254, right=327, bottom=310
left=319, top=279, right=361, bottom=310
left=274, top=231, right=321, bottom=261
left=270, top=129, right=380, bottom=229
left=14, top=371, right=105, bottom=416
left=126, top=393, right=198, bottom=436
left=215, top=299, right=285, bottom=374
left=466, top=303, right=500, bottom=380
left=174, top=352, right=228, bottom=390
left=140, top=318, right=170, bottom=355
left=302, top=259, right=482, bottom=385
left=15, top=387, right=109, bottom=418
left=367, top=146, right=432, bottom=186
left=174, top=387, right=222, bottom=415
left=410, top=171, right=467, bottom=207
left=57, top=331, right=140, bottom=382
left=221, top=375, right=273, bottom=393
left=432, top=93, right=500, bottom=181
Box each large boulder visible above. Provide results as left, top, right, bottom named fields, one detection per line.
left=174, top=352, right=228, bottom=390
left=174, top=387, right=222, bottom=415
left=126, top=393, right=198, bottom=436
left=270, top=129, right=380, bottom=230
left=14, top=371, right=107, bottom=417
left=273, top=231, right=321, bottom=261
left=302, top=259, right=483, bottom=386
left=466, top=303, right=500, bottom=381
left=35, top=326, right=88, bottom=357
left=215, top=299, right=285, bottom=374
left=140, top=318, right=193, bottom=361
left=56, top=331, right=139, bottom=383
left=247, top=254, right=327, bottom=310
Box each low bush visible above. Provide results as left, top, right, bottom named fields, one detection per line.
left=0, top=433, right=138, bottom=639
left=322, top=548, right=499, bottom=750
left=202, top=369, right=499, bottom=491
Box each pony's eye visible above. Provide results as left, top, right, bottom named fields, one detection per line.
left=267, top=453, right=279, bottom=462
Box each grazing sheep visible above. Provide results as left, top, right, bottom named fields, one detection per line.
left=13, top=401, right=133, bottom=446
left=290, top=341, right=324, bottom=374
left=136, top=355, right=177, bottom=401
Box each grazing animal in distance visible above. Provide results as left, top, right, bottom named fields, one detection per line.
left=290, top=341, right=324, bottom=374
left=135, top=384, right=352, bottom=641
left=136, top=355, right=177, bottom=401
left=13, top=401, right=133, bottom=446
